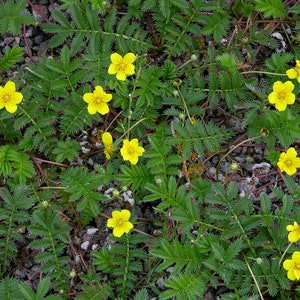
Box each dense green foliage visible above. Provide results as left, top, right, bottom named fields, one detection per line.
left=1, top=0, right=300, bottom=299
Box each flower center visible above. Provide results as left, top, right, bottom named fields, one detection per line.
left=3, top=94, right=10, bottom=103
left=94, top=97, right=102, bottom=105
left=278, top=91, right=286, bottom=100
left=117, top=62, right=126, bottom=71
left=116, top=218, right=124, bottom=226
left=285, top=159, right=293, bottom=167
left=127, top=146, right=135, bottom=155
left=295, top=263, right=300, bottom=270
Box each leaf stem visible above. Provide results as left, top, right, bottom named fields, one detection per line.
left=244, top=255, right=264, bottom=300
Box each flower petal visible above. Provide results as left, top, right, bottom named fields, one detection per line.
left=110, top=53, right=122, bottom=64
left=286, top=147, right=297, bottom=157
left=268, top=92, right=277, bottom=104
left=83, top=93, right=94, bottom=103
left=283, top=259, right=293, bottom=271
left=12, top=92, right=23, bottom=104
left=97, top=103, right=109, bottom=115
left=116, top=71, right=127, bottom=81
left=87, top=104, right=97, bottom=115
left=108, top=64, right=117, bottom=74
left=5, top=102, right=17, bottom=113
left=4, top=81, right=16, bottom=92
left=113, top=227, right=124, bottom=238
left=125, top=64, right=135, bottom=76
left=123, top=53, right=136, bottom=64
left=102, top=132, right=113, bottom=145
left=120, top=209, right=131, bottom=220
left=123, top=221, right=134, bottom=233
left=288, top=231, right=300, bottom=242
left=286, top=68, right=297, bottom=79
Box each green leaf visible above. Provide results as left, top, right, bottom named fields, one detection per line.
left=0, top=46, right=24, bottom=71
left=254, top=0, right=286, bottom=18
left=53, top=140, right=81, bottom=163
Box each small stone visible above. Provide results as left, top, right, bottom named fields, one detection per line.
left=34, top=35, right=44, bottom=45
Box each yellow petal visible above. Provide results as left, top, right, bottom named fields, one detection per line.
left=12, top=92, right=23, bottom=104
left=275, top=102, right=287, bottom=112
left=286, top=147, right=297, bottom=157
left=97, top=103, right=109, bottom=115
left=286, top=68, right=297, bottom=79
left=120, top=209, right=131, bottom=220
left=287, top=270, right=297, bottom=280
left=292, top=251, right=300, bottom=261
left=116, top=71, right=127, bottom=81
left=110, top=53, right=122, bottom=64
left=102, top=132, right=113, bottom=145
left=268, top=92, right=277, bottom=104
left=107, top=218, right=117, bottom=228
left=83, top=93, right=93, bottom=103
left=87, top=104, right=97, bottom=115
left=294, top=157, right=300, bottom=168
left=284, top=81, right=295, bottom=92
left=4, top=81, right=16, bottom=92
left=125, top=64, right=135, bottom=76
left=283, top=259, right=293, bottom=270
left=123, top=53, right=136, bottom=64
left=113, top=227, right=124, bottom=237
left=123, top=221, right=134, bottom=233
left=285, top=93, right=295, bottom=104
left=5, top=102, right=17, bottom=113
left=288, top=231, right=300, bottom=242
left=273, top=81, right=284, bottom=92
left=108, top=64, right=117, bottom=74
left=286, top=167, right=296, bottom=176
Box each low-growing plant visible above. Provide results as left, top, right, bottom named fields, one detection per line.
left=1, top=0, right=300, bottom=299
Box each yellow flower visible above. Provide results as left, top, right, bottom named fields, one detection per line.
left=283, top=251, right=300, bottom=280
left=108, top=53, right=135, bottom=81
left=120, top=139, right=145, bottom=165
left=286, top=60, right=300, bottom=83
left=0, top=81, right=23, bottom=113
left=277, top=147, right=300, bottom=176
left=107, top=209, right=134, bottom=238
left=268, top=81, right=295, bottom=112
left=287, top=221, right=300, bottom=243
left=102, top=132, right=115, bottom=159
left=83, top=86, right=112, bottom=115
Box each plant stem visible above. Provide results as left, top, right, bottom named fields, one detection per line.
left=121, top=235, right=130, bottom=298
left=278, top=242, right=293, bottom=267
left=244, top=255, right=264, bottom=300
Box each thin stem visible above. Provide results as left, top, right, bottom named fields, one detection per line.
left=177, top=86, right=193, bottom=124
left=216, top=135, right=262, bottom=181
left=279, top=242, right=293, bottom=267
left=241, top=71, right=287, bottom=76
left=120, top=117, right=149, bottom=140
left=244, top=255, right=264, bottom=300
left=121, top=235, right=130, bottom=297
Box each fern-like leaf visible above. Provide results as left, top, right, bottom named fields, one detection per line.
left=0, top=0, right=35, bottom=35
left=254, top=0, right=286, bottom=18
left=0, top=46, right=24, bottom=71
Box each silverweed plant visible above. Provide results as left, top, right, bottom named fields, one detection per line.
left=2, top=0, right=300, bottom=299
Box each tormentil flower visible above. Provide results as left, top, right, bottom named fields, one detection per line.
left=107, top=209, right=134, bottom=238
left=83, top=86, right=112, bottom=115
left=268, top=81, right=295, bottom=112
left=102, top=132, right=115, bottom=159
left=108, top=53, right=136, bottom=81
left=0, top=81, right=23, bottom=113
left=277, top=147, right=300, bottom=176
left=283, top=251, right=300, bottom=280
left=286, top=60, right=300, bottom=83
left=287, top=221, right=300, bottom=243
left=120, top=139, right=145, bottom=165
